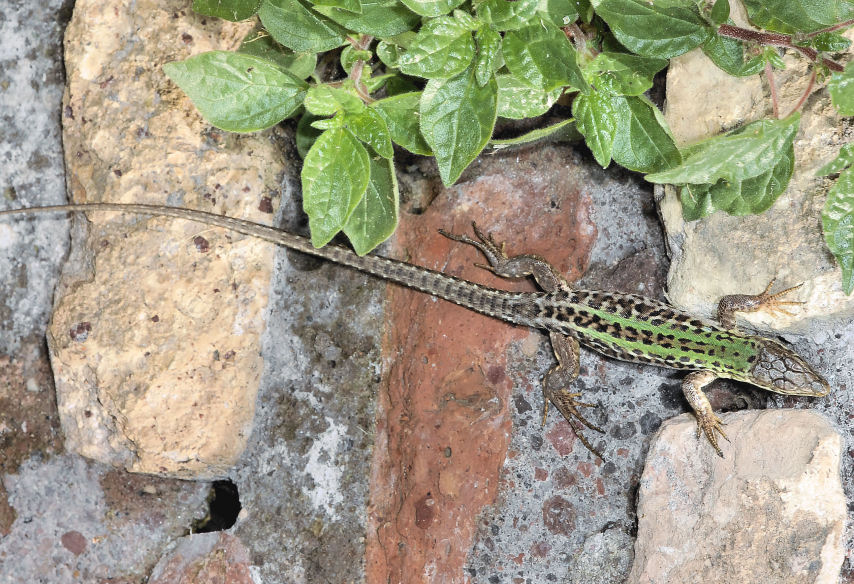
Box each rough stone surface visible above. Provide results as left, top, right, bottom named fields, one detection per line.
left=629, top=409, right=846, bottom=584
left=660, top=31, right=854, bottom=330
left=148, top=532, right=254, bottom=584
left=55, top=0, right=284, bottom=477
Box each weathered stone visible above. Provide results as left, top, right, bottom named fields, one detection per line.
left=659, top=24, right=854, bottom=330
left=55, top=0, right=285, bottom=477
left=629, top=409, right=845, bottom=584
left=148, top=532, right=254, bottom=584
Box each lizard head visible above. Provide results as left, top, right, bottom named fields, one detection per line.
left=747, top=338, right=830, bottom=397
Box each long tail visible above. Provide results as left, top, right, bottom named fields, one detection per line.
left=0, top=203, right=539, bottom=325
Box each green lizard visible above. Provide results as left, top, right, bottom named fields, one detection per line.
left=0, top=203, right=831, bottom=457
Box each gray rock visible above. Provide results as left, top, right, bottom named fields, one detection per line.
left=630, top=409, right=845, bottom=584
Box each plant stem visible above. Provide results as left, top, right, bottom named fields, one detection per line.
left=765, top=60, right=779, bottom=118
left=717, top=23, right=845, bottom=73
left=784, top=68, right=817, bottom=118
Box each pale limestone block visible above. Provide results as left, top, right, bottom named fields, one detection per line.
left=660, top=29, right=854, bottom=331
left=55, top=0, right=284, bottom=477
left=629, top=410, right=845, bottom=584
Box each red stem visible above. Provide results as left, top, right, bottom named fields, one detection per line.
left=765, top=61, right=779, bottom=118
left=717, top=23, right=845, bottom=73
left=784, top=68, right=817, bottom=118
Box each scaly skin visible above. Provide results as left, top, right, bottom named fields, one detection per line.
left=0, top=203, right=831, bottom=457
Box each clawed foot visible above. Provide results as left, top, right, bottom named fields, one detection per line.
left=438, top=222, right=509, bottom=275
left=543, top=388, right=605, bottom=460
left=694, top=410, right=729, bottom=457
left=754, top=278, right=804, bottom=318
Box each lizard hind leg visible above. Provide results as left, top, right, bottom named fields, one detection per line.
left=682, top=370, right=729, bottom=457
left=716, top=278, right=805, bottom=329
left=439, top=222, right=569, bottom=293
left=541, top=332, right=605, bottom=459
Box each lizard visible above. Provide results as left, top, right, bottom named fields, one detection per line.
left=0, top=202, right=831, bottom=457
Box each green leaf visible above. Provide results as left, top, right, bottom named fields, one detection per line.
left=163, top=51, right=307, bottom=132
left=313, top=0, right=420, bottom=37
left=372, top=92, right=433, bottom=155
left=646, top=114, right=800, bottom=184
left=611, top=95, right=681, bottom=173
left=709, top=0, right=729, bottom=24
left=583, top=52, right=668, bottom=96
left=817, top=143, right=854, bottom=176
left=502, top=21, right=586, bottom=91
left=193, top=0, right=261, bottom=20
left=397, top=16, right=476, bottom=79
left=591, top=0, right=712, bottom=58
left=343, top=152, right=400, bottom=254
left=313, top=0, right=361, bottom=12
left=829, top=63, right=854, bottom=116
left=259, top=0, right=347, bottom=52
left=679, top=142, right=794, bottom=220
left=477, top=0, right=539, bottom=31
left=304, top=85, right=366, bottom=116
left=489, top=119, right=580, bottom=148
left=302, top=127, right=371, bottom=247
left=702, top=32, right=765, bottom=77
left=741, top=0, right=854, bottom=34
left=475, top=26, right=502, bottom=87
left=823, top=167, right=854, bottom=293
left=296, top=113, right=323, bottom=158
left=376, top=41, right=402, bottom=67
left=496, top=75, right=561, bottom=119
left=346, top=108, right=394, bottom=158
left=420, top=67, right=498, bottom=185
left=573, top=91, right=618, bottom=167
left=399, top=0, right=465, bottom=16
left=537, top=0, right=581, bottom=27
left=809, top=31, right=852, bottom=52
left=238, top=31, right=317, bottom=79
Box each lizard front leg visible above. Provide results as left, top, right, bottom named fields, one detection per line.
left=716, top=278, right=803, bottom=329
left=542, top=332, right=604, bottom=458
left=682, top=370, right=728, bottom=457
left=439, top=222, right=570, bottom=293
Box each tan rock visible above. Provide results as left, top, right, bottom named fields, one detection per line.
left=629, top=410, right=845, bottom=584
left=659, top=28, right=854, bottom=330
left=55, top=0, right=284, bottom=477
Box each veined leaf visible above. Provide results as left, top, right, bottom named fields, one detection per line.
left=503, top=20, right=586, bottom=91
left=304, top=85, right=366, bottom=116
left=343, top=152, right=400, bottom=254
left=496, top=75, right=561, bottom=119
left=259, top=0, right=347, bottom=52
left=346, top=108, right=394, bottom=159
left=476, top=0, right=539, bottom=30
left=817, top=143, right=854, bottom=177
left=611, top=95, right=681, bottom=173
left=313, top=0, right=361, bottom=12
left=313, top=0, right=420, bottom=37
left=474, top=25, right=501, bottom=87
left=741, top=0, right=854, bottom=34
left=238, top=31, right=317, bottom=79
left=397, top=16, right=476, bottom=79
left=193, top=0, right=261, bottom=20
left=302, top=127, right=371, bottom=247
left=822, top=167, right=854, bottom=294
left=829, top=63, right=854, bottom=116
left=420, top=67, right=498, bottom=185
left=399, top=0, right=465, bottom=16
left=702, top=32, right=765, bottom=77
left=646, top=114, right=800, bottom=185
left=591, top=0, right=712, bottom=58
left=583, top=52, right=668, bottom=96
left=163, top=51, right=307, bottom=132
left=679, top=142, right=794, bottom=220
left=573, top=90, right=618, bottom=167
left=372, top=92, right=433, bottom=156
left=538, top=0, right=581, bottom=27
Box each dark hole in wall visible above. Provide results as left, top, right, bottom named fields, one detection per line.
left=192, top=479, right=241, bottom=533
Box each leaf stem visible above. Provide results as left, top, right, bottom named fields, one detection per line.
left=804, top=18, right=854, bottom=37
left=764, top=60, right=780, bottom=118
left=717, top=23, right=845, bottom=72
